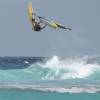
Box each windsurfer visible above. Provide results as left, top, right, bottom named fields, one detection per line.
left=31, top=18, right=47, bottom=31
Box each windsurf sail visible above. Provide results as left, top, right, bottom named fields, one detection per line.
left=38, top=16, right=58, bottom=29
left=39, top=16, right=72, bottom=30
left=27, top=1, right=72, bottom=31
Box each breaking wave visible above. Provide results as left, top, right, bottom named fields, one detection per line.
left=26, top=55, right=100, bottom=80
left=0, top=55, right=100, bottom=80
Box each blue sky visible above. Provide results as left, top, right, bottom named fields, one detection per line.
left=0, top=0, right=100, bottom=56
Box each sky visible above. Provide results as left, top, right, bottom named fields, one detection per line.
left=0, top=0, right=100, bottom=57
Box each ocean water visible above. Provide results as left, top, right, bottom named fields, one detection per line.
left=0, top=56, right=100, bottom=100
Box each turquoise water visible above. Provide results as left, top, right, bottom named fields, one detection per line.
left=0, top=89, right=100, bottom=100
left=0, top=56, right=100, bottom=100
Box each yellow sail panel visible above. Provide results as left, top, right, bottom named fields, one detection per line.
left=49, top=22, right=59, bottom=29
left=28, top=1, right=34, bottom=22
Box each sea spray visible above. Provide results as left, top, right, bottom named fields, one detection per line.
left=34, top=56, right=100, bottom=80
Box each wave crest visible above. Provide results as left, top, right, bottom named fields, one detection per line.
left=27, top=56, right=100, bottom=80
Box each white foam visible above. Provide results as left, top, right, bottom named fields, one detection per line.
left=39, top=56, right=100, bottom=80
left=0, top=83, right=100, bottom=93
left=24, top=61, right=29, bottom=64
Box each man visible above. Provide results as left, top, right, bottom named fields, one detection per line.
left=31, top=18, right=47, bottom=31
